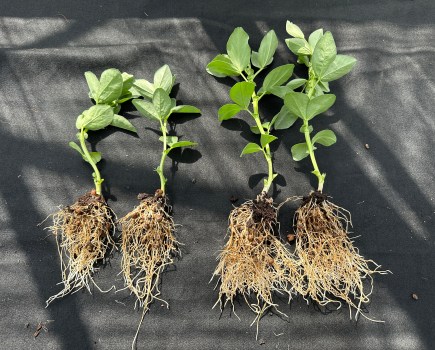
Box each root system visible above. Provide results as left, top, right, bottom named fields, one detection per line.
left=46, top=190, right=115, bottom=306
left=213, top=193, right=304, bottom=336
left=294, top=191, right=389, bottom=320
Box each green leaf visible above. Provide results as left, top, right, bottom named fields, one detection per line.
left=291, top=143, right=310, bottom=161
left=286, top=21, right=305, bottom=39
left=154, top=64, right=174, bottom=93
left=260, top=134, right=277, bottom=148
left=250, top=51, right=260, bottom=68
left=312, top=32, right=337, bottom=78
left=159, top=135, right=179, bottom=146
left=229, top=82, right=255, bottom=108
left=84, top=152, right=102, bottom=164
left=166, top=141, right=197, bottom=154
left=260, top=64, right=294, bottom=93
left=321, top=54, right=357, bottom=82
left=153, top=88, right=172, bottom=119
left=272, top=106, right=298, bottom=130
left=121, top=72, right=135, bottom=96
left=297, top=55, right=310, bottom=66
left=250, top=122, right=270, bottom=134
left=76, top=105, right=114, bottom=131
left=240, top=143, right=262, bottom=156
left=308, top=28, right=323, bottom=51
left=306, top=94, right=336, bottom=120
left=285, top=38, right=309, bottom=56
left=287, top=78, right=307, bottom=90
left=299, top=124, right=313, bottom=134
left=110, top=114, right=137, bottom=133
left=132, top=99, right=160, bottom=121
left=268, top=78, right=307, bottom=99
left=284, top=92, right=309, bottom=119
left=256, top=30, right=278, bottom=68
left=84, top=71, right=99, bottom=100
left=312, top=129, right=337, bottom=146
left=218, top=104, right=242, bottom=121
left=69, top=141, right=84, bottom=156
left=318, top=80, right=330, bottom=92
left=206, top=54, right=240, bottom=77
left=96, top=68, right=123, bottom=104
left=171, top=105, right=201, bottom=114
left=226, top=27, right=251, bottom=73
left=133, top=79, right=155, bottom=99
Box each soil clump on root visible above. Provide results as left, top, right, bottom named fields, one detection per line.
left=294, top=191, right=388, bottom=320
left=46, top=190, right=115, bottom=306
left=213, top=193, right=303, bottom=336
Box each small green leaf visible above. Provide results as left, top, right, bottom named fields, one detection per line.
left=285, top=38, right=309, bottom=56
left=159, top=136, right=179, bottom=146
left=133, top=99, right=160, bottom=121
left=318, top=80, right=330, bottom=92
left=260, top=64, right=294, bottom=93
left=69, top=142, right=84, bottom=156
left=306, top=94, right=336, bottom=120
left=260, top=134, right=277, bottom=148
left=171, top=105, right=201, bottom=114
left=154, top=64, right=174, bottom=93
left=251, top=51, right=260, bottom=68
left=218, top=104, right=242, bottom=121
left=133, top=79, right=154, bottom=99
left=297, top=55, right=310, bottom=66
left=110, top=114, right=137, bottom=133
left=226, top=27, right=251, bottom=73
left=84, top=71, right=99, bottom=100
left=229, top=82, right=255, bottom=109
left=240, top=143, right=262, bottom=156
left=299, top=124, right=313, bottom=134
left=250, top=122, right=270, bottom=134
left=286, top=21, right=305, bottom=39
left=308, top=28, right=323, bottom=51
left=153, top=88, right=172, bottom=119
left=312, top=129, right=337, bottom=146
left=76, top=105, right=114, bottom=131
left=256, top=30, right=278, bottom=68
left=121, top=72, right=135, bottom=96
left=96, top=68, right=123, bottom=104
left=312, top=32, right=337, bottom=78
left=84, top=152, right=102, bottom=164
left=206, top=54, right=240, bottom=77
left=268, top=78, right=307, bottom=99
left=291, top=143, right=310, bottom=161
left=272, top=106, right=298, bottom=130
left=166, top=141, right=197, bottom=154
left=286, top=78, right=307, bottom=90
left=321, top=54, right=357, bottom=82
left=284, top=92, right=309, bottom=119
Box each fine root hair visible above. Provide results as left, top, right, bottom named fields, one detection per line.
left=213, top=193, right=304, bottom=338
left=294, top=191, right=390, bottom=321
left=46, top=191, right=115, bottom=306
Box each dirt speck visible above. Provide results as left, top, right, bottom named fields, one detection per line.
left=411, top=293, right=419, bottom=300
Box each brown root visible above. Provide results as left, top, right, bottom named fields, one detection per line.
left=213, top=193, right=304, bottom=337
left=294, top=192, right=389, bottom=321
left=46, top=191, right=115, bottom=306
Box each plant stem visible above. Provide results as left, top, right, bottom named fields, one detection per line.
left=79, top=128, right=103, bottom=195
left=157, top=120, right=168, bottom=195
left=251, top=95, right=274, bottom=194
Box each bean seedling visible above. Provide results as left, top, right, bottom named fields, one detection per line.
left=118, top=64, right=201, bottom=349
left=283, top=21, right=388, bottom=320
left=206, top=27, right=305, bottom=336
left=46, top=68, right=137, bottom=306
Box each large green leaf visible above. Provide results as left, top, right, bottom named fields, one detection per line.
left=284, top=91, right=309, bottom=119
left=312, top=129, right=337, bottom=146
left=291, top=143, right=310, bottom=161
left=218, top=104, right=242, bottom=121
left=206, top=54, right=240, bottom=77
left=260, top=134, right=277, bottom=148
left=308, top=28, right=323, bottom=51
left=312, top=32, right=337, bottom=78
left=76, top=105, right=114, bottom=131
left=286, top=21, right=305, bottom=39
left=132, top=99, right=160, bottom=121
left=110, top=114, right=137, bottom=133
left=84, top=71, right=99, bottom=100
left=272, top=106, right=298, bottom=130
left=229, top=82, right=255, bottom=109
left=256, top=30, right=278, bottom=68
left=306, top=94, right=336, bottom=120
left=133, top=79, right=154, bottom=99
left=260, top=64, right=294, bottom=93
left=240, top=142, right=262, bottom=156
left=96, top=68, right=123, bottom=104
left=153, top=88, right=172, bottom=118
left=154, top=64, right=174, bottom=93
left=321, top=54, right=357, bottom=82
left=226, top=27, right=251, bottom=73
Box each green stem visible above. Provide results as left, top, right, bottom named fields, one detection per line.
left=251, top=95, right=274, bottom=194
left=157, top=120, right=168, bottom=195
left=79, top=128, right=103, bottom=195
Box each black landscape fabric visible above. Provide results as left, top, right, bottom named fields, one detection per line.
left=0, top=1, right=434, bottom=349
